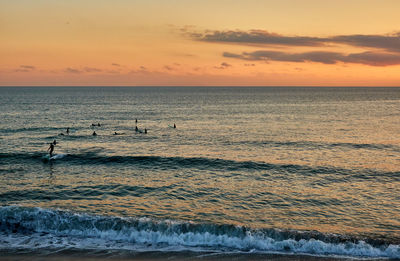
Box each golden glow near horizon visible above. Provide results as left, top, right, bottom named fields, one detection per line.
left=1, top=0, right=400, bottom=86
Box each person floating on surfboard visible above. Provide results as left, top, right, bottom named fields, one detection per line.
left=92, top=131, right=97, bottom=136
left=66, top=127, right=70, bottom=135
left=47, top=143, right=55, bottom=157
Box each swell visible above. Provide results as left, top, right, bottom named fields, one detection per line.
left=0, top=152, right=399, bottom=180
left=0, top=126, right=62, bottom=134
left=226, top=140, right=400, bottom=152
left=0, top=184, right=174, bottom=202
left=0, top=206, right=398, bottom=258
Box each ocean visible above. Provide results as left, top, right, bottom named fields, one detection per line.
left=0, top=87, right=399, bottom=260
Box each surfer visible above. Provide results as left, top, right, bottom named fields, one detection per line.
left=53, top=140, right=57, bottom=145
left=97, top=123, right=101, bottom=126
left=144, top=128, right=147, bottom=134
left=173, top=123, right=176, bottom=129
left=135, top=118, right=138, bottom=124
left=135, top=126, right=138, bottom=132
left=66, top=127, right=69, bottom=135
left=92, top=131, right=97, bottom=136
left=47, top=143, right=55, bottom=157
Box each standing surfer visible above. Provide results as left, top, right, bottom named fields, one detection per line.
left=47, top=143, right=55, bottom=157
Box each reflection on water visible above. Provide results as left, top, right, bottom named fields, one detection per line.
left=0, top=87, right=399, bottom=247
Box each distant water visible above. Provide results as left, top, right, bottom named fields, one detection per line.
left=0, top=87, right=399, bottom=259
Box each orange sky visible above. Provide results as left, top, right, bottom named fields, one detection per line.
left=1, top=0, right=400, bottom=86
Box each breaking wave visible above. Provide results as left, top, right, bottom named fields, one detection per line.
left=0, top=206, right=399, bottom=258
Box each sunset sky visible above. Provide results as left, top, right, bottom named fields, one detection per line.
left=1, top=0, right=400, bottom=86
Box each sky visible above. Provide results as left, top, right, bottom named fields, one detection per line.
left=1, top=0, right=400, bottom=86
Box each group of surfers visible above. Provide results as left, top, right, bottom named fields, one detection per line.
left=47, top=120, right=176, bottom=157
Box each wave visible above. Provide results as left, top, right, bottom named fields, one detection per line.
left=225, top=140, right=400, bottom=153
left=0, top=206, right=398, bottom=258
left=1, top=152, right=398, bottom=179
left=0, top=126, right=62, bottom=134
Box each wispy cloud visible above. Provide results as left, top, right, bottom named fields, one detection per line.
left=15, top=65, right=36, bottom=72
left=20, top=65, right=36, bottom=70
left=186, top=28, right=400, bottom=66
left=214, top=62, right=232, bottom=69
left=129, top=66, right=150, bottom=74
left=84, top=67, right=102, bottom=73
left=331, top=33, right=400, bottom=53
left=164, top=65, right=174, bottom=71
left=191, top=29, right=325, bottom=47
left=223, top=51, right=400, bottom=66
left=64, top=67, right=82, bottom=74
left=189, top=29, right=400, bottom=53
left=64, top=67, right=103, bottom=74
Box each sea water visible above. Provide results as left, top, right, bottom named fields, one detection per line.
left=0, top=87, right=399, bottom=259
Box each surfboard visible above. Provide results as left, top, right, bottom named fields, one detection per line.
left=50, top=154, right=67, bottom=160
left=42, top=154, right=67, bottom=161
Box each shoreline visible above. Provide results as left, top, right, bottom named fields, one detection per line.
left=0, top=250, right=367, bottom=261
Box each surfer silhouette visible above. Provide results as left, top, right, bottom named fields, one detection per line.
left=92, top=131, right=97, bottom=136
left=53, top=140, right=57, bottom=145
left=173, top=123, right=176, bottom=128
left=66, top=127, right=69, bottom=135
left=144, top=128, right=147, bottom=134
left=135, top=126, right=138, bottom=132
left=47, top=143, right=55, bottom=157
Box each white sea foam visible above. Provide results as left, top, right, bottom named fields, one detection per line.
left=0, top=206, right=399, bottom=258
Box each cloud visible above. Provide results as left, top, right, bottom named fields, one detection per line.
left=129, top=66, right=150, bottom=74
left=20, top=65, right=36, bottom=70
left=191, top=29, right=325, bottom=47
left=84, top=67, right=102, bottom=73
left=15, top=65, right=36, bottom=72
left=64, top=67, right=103, bottom=73
left=64, top=67, right=82, bottom=74
left=214, top=62, right=233, bottom=69
left=345, top=51, right=400, bottom=66
left=223, top=50, right=400, bottom=66
left=331, top=33, right=400, bottom=53
left=164, top=65, right=174, bottom=71
left=189, top=29, right=400, bottom=53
